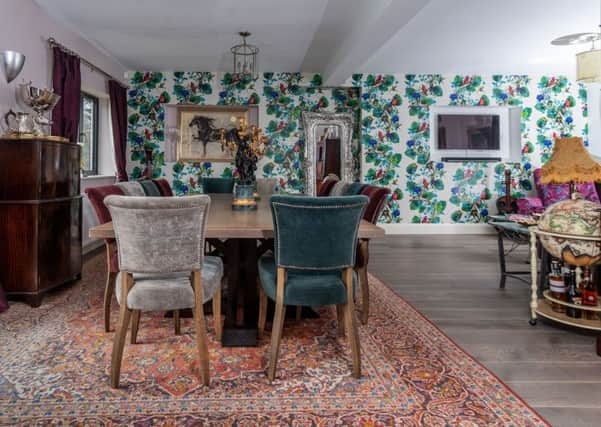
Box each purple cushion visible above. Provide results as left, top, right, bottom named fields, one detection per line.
left=533, top=168, right=600, bottom=206
left=517, top=197, right=544, bottom=215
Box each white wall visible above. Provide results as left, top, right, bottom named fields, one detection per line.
left=587, top=84, right=601, bottom=159
left=0, top=0, right=128, bottom=115
left=1, top=0, right=127, bottom=250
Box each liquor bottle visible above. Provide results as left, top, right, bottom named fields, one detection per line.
left=566, top=267, right=582, bottom=319
left=581, top=267, right=598, bottom=320
left=548, top=259, right=566, bottom=313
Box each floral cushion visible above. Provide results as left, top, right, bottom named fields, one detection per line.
left=533, top=168, right=600, bottom=206
left=517, top=197, right=544, bottom=215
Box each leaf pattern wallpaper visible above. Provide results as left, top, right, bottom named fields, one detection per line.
left=126, top=72, right=588, bottom=224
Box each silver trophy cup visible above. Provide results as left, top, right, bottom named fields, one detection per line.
left=18, top=81, right=61, bottom=136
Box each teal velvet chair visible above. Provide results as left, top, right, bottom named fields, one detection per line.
left=202, top=177, right=235, bottom=194
left=257, top=194, right=368, bottom=381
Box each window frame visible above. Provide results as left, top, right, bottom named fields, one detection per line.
left=79, top=92, right=100, bottom=176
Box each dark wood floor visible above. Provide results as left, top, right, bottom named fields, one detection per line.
left=369, top=234, right=601, bottom=427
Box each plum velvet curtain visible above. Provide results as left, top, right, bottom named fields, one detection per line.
left=51, top=47, right=81, bottom=143
left=109, top=80, right=128, bottom=182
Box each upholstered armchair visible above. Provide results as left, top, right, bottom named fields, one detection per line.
left=105, top=195, right=223, bottom=388
left=257, top=195, right=368, bottom=381
left=85, top=179, right=174, bottom=332
left=517, top=168, right=600, bottom=215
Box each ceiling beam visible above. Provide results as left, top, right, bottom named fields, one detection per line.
left=309, top=0, right=430, bottom=86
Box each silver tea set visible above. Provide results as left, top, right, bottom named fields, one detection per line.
left=2, top=81, right=61, bottom=137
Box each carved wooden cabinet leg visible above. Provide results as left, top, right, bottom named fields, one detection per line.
left=24, top=293, right=43, bottom=308
left=529, top=230, right=538, bottom=325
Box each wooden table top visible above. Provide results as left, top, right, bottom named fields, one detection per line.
left=89, top=194, right=386, bottom=240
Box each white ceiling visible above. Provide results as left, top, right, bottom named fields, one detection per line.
left=35, top=0, right=599, bottom=85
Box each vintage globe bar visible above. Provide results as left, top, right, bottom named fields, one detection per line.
left=536, top=137, right=601, bottom=266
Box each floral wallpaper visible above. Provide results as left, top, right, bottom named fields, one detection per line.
left=126, top=72, right=588, bottom=224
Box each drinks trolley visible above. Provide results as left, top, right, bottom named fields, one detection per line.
left=528, top=227, right=601, bottom=356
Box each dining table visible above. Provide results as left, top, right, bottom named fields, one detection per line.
left=89, top=194, right=386, bottom=346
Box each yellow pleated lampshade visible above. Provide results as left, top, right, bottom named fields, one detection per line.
left=540, top=137, right=601, bottom=184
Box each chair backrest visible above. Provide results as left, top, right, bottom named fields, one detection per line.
left=317, top=175, right=339, bottom=196
left=202, top=177, right=235, bottom=194
left=153, top=178, right=174, bottom=196
left=85, top=184, right=126, bottom=224
left=256, top=178, right=278, bottom=195
left=105, top=195, right=210, bottom=274
left=270, top=194, right=367, bottom=270
left=361, top=185, right=391, bottom=224
left=139, top=179, right=161, bottom=196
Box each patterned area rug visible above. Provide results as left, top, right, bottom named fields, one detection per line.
left=0, top=252, right=548, bottom=426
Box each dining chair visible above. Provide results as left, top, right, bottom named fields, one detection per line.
left=257, top=194, right=368, bottom=381
left=85, top=184, right=126, bottom=332
left=105, top=195, right=223, bottom=388
left=356, top=185, right=391, bottom=324
left=202, top=177, right=235, bottom=194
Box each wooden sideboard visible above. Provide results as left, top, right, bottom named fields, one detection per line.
left=0, top=137, right=82, bottom=307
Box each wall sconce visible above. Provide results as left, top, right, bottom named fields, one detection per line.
left=0, top=51, right=26, bottom=83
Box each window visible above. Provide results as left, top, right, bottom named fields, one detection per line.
left=79, top=92, right=99, bottom=176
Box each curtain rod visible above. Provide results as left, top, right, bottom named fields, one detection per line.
left=47, top=37, right=126, bottom=86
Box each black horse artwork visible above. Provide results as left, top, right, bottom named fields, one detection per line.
left=188, top=116, right=225, bottom=156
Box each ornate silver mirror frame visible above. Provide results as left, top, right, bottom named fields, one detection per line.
left=301, top=111, right=355, bottom=196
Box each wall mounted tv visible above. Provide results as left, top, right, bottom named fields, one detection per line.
left=429, top=106, right=521, bottom=162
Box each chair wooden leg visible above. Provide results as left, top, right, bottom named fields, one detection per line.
left=257, top=286, right=267, bottom=340
left=295, top=306, right=302, bottom=321
left=174, top=309, right=181, bottom=335
left=212, top=289, right=222, bottom=342
left=130, top=310, right=141, bottom=344
left=111, top=273, right=133, bottom=389
left=357, top=239, right=370, bottom=325
left=193, top=271, right=210, bottom=386
left=267, top=267, right=287, bottom=382
left=358, top=265, right=369, bottom=325
left=268, top=300, right=286, bottom=382
left=103, top=272, right=117, bottom=332
left=336, top=304, right=345, bottom=337
left=343, top=268, right=361, bottom=378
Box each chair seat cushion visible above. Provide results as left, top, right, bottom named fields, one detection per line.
left=116, top=256, right=223, bottom=311
left=258, top=253, right=355, bottom=307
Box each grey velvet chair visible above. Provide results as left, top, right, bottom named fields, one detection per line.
left=257, top=194, right=368, bottom=381
left=105, top=195, right=223, bottom=388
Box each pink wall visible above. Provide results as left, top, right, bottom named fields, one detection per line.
left=0, top=0, right=127, bottom=117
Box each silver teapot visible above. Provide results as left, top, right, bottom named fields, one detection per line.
left=2, top=110, right=34, bottom=135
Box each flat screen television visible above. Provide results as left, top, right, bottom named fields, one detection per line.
left=429, top=106, right=521, bottom=162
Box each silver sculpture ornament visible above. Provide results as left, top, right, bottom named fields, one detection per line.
left=0, top=51, right=25, bottom=83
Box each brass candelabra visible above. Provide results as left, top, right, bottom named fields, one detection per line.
left=220, top=117, right=268, bottom=161
left=219, top=117, right=269, bottom=210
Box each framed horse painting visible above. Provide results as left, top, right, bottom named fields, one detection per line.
left=175, top=105, right=258, bottom=162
